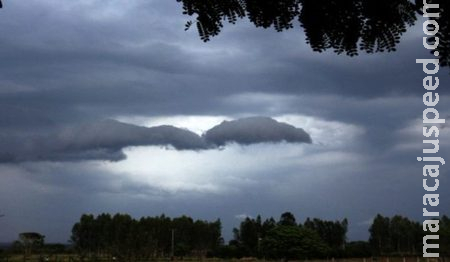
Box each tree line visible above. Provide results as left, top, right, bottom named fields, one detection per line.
left=369, top=214, right=450, bottom=256
left=69, top=212, right=450, bottom=260
left=218, top=212, right=348, bottom=259
left=216, top=213, right=450, bottom=259
left=3, top=212, right=448, bottom=261
left=70, top=213, right=222, bottom=261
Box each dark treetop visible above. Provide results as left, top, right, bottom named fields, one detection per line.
left=178, top=0, right=449, bottom=67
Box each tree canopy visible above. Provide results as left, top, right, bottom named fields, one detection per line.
left=178, top=0, right=449, bottom=67
left=369, top=214, right=427, bottom=255
left=229, top=212, right=348, bottom=259
left=70, top=213, right=222, bottom=261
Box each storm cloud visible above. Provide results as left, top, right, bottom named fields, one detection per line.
left=204, top=116, right=312, bottom=146
left=0, top=117, right=311, bottom=163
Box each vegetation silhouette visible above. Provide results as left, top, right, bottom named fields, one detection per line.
left=70, top=214, right=222, bottom=260
left=66, top=212, right=450, bottom=260
left=1, top=212, right=449, bottom=260
left=17, top=232, right=45, bottom=258
left=178, top=0, right=449, bottom=67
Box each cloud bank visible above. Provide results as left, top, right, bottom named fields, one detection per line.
left=204, top=116, right=312, bottom=146
left=0, top=117, right=311, bottom=163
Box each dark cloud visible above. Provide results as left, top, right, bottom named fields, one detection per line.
left=0, top=0, right=447, bottom=133
left=204, top=116, right=312, bottom=146
left=0, top=0, right=447, bottom=145
left=0, top=120, right=205, bottom=163
left=0, top=117, right=311, bottom=163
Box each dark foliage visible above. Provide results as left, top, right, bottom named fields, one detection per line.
left=345, top=241, right=372, bottom=258
left=369, top=214, right=423, bottom=255
left=177, top=0, right=449, bottom=67
left=303, top=217, right=348, bottom=257
left=6, top=212, right=446, bottom=260
left=70, top=213, right=222, bottom=260
left=227, top=212, right=347, bottom=259
left=262, top=226, right=329, bottom=260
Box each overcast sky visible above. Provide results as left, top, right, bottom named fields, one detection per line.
left=0, top=0, right=449, bottom=243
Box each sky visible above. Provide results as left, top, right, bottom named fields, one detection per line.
left=0, top=0, right=449, bottom=243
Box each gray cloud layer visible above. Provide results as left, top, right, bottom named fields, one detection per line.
left=0, top=117, right=311, bottom=163
left=204, top=117, right=312, bottom=146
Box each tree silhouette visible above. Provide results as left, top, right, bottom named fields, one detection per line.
left=18, top=232, right=45, bottom=257
left=178, top=0, right=449, bottom=67
left=368, top=214, right=422, bottom=255
left=278, top=212, right=297, bottom=226
left=71, top=213, right=222, bottom=260
left=303, top=217, right=348, bottom=254
left=262, top=226, right=329, bottom=260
